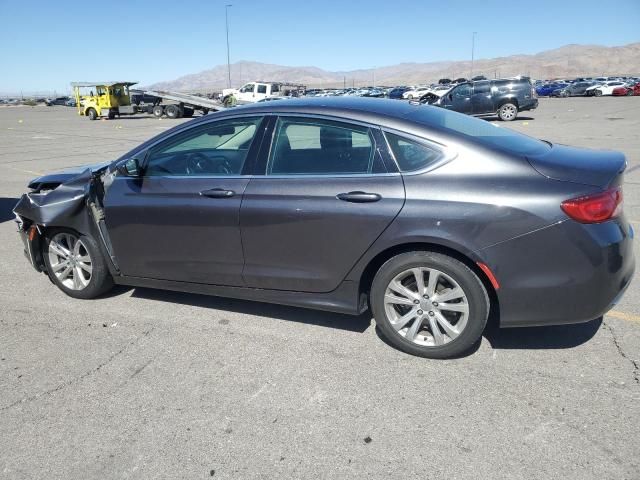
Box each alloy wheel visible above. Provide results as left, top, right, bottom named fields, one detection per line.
left=48, top=233, right=93, bottom=290
left=500, top=104, right=517, bottom=120
left=384, top=267, right=469, bottom=347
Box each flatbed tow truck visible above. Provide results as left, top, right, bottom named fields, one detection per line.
left=72, top=81, right=225, bottom=120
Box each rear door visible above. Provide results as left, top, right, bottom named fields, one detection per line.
left=239, top=115, right=405, bottom=292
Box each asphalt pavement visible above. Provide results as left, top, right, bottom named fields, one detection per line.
left=0, top=98, right=639, bottom=479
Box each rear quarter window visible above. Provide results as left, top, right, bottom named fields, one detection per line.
left=385, top=132, right=443, bottom=172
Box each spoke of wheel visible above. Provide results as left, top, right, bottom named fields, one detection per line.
left=426, top=270, right=440, bottom=296
left=389, top=280, right=419, bottom=301
left=385, top=293, right=415, bottom=306
left=52, top=261, right=69, bottom=272
left=73, top=240, right=83, bottom=256
left=76, top=266, right=89, bottom=287
left=405, top=316, right=423, bottom=341
left=391, top=309, right=418, bottom=332
left=49, top=241, right=69, bottom=258
left=76, top=255, right=91, bottom=263
left=438, top=302, right=469, bottom=314
left=411, top=268, right=426, bottom=295
left=77, top=262, right=92, bottom=274
left=73, top=267, right=83, bottom=289
left=58, top=265, right=73, bottom=280
left=65, top=234, right=75, bottom=252
left=435, top=287, right=464, bottom=303
left=435, top=311, right=460, bottom=339
left=428, top=316, right=445, bottom=345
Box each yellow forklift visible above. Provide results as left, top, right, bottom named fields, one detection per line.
left=71, top=82, right=137, bottom=120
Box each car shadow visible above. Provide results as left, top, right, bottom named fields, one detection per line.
left=128, top=287, right=372, bottom=333
left=0, top=197, right=20, bottom=223
left=485, top=116, right=535, bottom=122
left=483, top=317, right=602, bottom=350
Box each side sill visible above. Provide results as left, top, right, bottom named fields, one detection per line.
left=113, top=276, right=362, bottom=315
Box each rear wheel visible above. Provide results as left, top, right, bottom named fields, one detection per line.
left=497, top=102, right=518, bottom=121
left=165, top=104, right=181, bottom=119
left=152, top=105, right=164, bottom=117
left=595, top=89, right=603, bottom=97
left=371, top=251, right=489, bottom=359
left=87, top=108, right=97, bottom=120
left=107, top=110, right=116, bottom=120
left=42, top=229, right=113, bottom=299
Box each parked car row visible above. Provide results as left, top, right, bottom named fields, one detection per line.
left=535, top=76, right=640, bottom=97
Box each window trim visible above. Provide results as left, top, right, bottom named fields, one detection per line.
left=381, top=128, right=456, bottom=176
left=262, top=114, right=399, bottom=178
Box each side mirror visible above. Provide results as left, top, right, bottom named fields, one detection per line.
left=117, top=157, right=142, bottom=177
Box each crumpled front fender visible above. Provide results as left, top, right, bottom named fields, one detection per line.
left=13, top=168, right=94, bottom=235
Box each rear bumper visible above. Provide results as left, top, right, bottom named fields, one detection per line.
left=479, top=218, right=635, bottom=327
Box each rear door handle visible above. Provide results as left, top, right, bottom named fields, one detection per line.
left=200, top=188, right=235, bottom=198
left=336, top=191, right=381, bottom=203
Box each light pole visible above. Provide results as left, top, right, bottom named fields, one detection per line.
left=470, top=31, right=477, bottom=79
left=225, top=4, right=232, bottom=89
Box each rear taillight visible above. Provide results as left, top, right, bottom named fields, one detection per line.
left=561, top=187, right=623, bottom=223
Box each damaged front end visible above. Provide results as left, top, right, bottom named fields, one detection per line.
left=13, top=165, right=119, bottom=275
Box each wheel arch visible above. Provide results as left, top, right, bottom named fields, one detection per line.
left=357, top=241, right=500, bottom=326
left=497, top=96, right=519, bottom=109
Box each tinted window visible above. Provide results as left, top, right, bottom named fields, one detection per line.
left=145, top=117, right=262, bottom=176
left=453, top=85, right=472, bottom=97
left=268, top=117, right=377, bottom=175
left=257, top=84, right=267, bottom=94
left=473, top=81, right=490, bottom=95
left=407, top=107, right=551, bottom=156
left=385, top=132, right=443, bottom=172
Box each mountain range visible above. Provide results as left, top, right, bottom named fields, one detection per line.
left=148, top=42, right=640, bottom=92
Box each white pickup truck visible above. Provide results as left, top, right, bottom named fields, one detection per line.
left=222, top=81, right=306, bottom=104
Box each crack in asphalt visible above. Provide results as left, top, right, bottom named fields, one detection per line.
left=603, top=320, right=640, bottom=386
left=0, top=327, right=155, bottom=412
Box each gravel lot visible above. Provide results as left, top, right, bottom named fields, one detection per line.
left=1, top=98, right=639, bottom=480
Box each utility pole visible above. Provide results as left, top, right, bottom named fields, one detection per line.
left=470, top=31, right=477, bottom=79
left=225, top=4, right=232, bottom=88
left=343, top=76, right=346, bottom=89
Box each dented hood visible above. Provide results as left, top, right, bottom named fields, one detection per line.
left=27, top=161, right=110, bottom=190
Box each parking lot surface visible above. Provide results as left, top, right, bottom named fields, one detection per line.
left=1, top=99, right=639, bottom=479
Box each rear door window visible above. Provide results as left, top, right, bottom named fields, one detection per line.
left=267, top=117, right=383, bottom=175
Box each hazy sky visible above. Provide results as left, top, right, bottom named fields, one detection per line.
left=1, top=0, right=639, bottom=93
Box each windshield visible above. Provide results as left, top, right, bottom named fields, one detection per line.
left=408, top=107, right=551, bottom=156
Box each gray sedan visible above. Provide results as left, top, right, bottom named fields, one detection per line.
left=13, top=98, right=635, bottom=358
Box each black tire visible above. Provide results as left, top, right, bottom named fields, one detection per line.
left=152, top=105, right=164, bottom=117
left=165, top=104, right=180, bottom=119
left=497, top=102, right=518, bottom=121
left=371, top=251, right=489, bottom=359
left=626, top=89, right=633, bottom=96
left=182, top=107, right=194, bottom=118
left=107, top=110, right=116, bottom=120
left=87, top=108, right=97, bottom=120
left=595, top=89, right=603, bottom=97
left=42, top=228, right=114, bottom=300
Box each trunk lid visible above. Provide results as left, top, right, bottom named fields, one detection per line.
left=526, top=144, right=626, bottom=188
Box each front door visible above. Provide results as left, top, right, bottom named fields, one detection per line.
left=104, top=115, right=265, bottom=286
left=240, top=116, right=405, bottom=293
left=443, top=84, right=472, bottom=114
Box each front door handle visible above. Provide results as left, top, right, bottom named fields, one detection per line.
left=200, top=188, right=235, bottom=198
left=336, top=191, right=382, bottom=203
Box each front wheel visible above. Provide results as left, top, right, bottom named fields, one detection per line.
left=595, top=89, right=603, bottom=97
left=42, top=229, right=113, bottom=299
left=371, top=251, right=489, bottom=358
left=498, top=102, right=518, bottom=121
left=87, top=108, right=97, bottom=120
